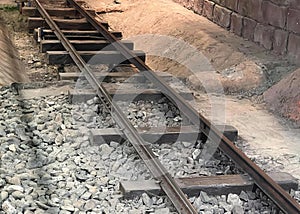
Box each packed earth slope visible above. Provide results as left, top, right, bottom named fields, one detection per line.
left=0, top=22, right=28, bottom=86
left=85, top=0, right=299, bottom=123
left=264, top=68, right=300, bottom=125
left=85, top=0, right=296, bottom=95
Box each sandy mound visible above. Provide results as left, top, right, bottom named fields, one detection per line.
left=84, top=0, right=275, bottom=93
left=264, top=68, right=300, bottom=123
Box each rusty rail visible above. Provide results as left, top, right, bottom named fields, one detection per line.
left=32, top=0, right=197, bottom=213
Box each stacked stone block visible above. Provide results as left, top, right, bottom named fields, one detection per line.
left=173, top=0, right=300, bottom=63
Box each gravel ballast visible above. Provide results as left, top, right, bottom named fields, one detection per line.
left=0, top=86, right=299, bottom=214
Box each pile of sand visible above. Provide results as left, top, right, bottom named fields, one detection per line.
left=264, top=69, right=300, bottom=124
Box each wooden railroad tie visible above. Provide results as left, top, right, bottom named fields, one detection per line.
left=59, top=71, right=178, bottom=82
left=40, top=40, right=134, bottom=52
left=27, top=17, right=109, bottom=33
left=46, top=50, right=146, bottom=65
left=68, top=87, right=194, bottom=102
left=22, top=6, right=95, bottom=18
left=33, top=29, right=123, bottom=41
left=120, top=172, right=298, bottom=199
left=90, top=125, right=238, bottom=144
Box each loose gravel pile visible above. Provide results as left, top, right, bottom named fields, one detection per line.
left=150, top=142, right=240, bottom=177
left=118, top=97, right=183, bottom=128
left=0, top=86, right=299, bottom=214
left=189, top=189, right=282, bottom=214
left=0, top=86, right=176, bottom=213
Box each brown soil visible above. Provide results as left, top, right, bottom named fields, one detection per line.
left=85, top=0, right=299, bottom=122
left=264, top=68, right=300, bottom=125
left=85, top=0, right=296, bottom=95
left=0, top=21, right=28, bottom=86
left=0, top=6, right=60, bottom=84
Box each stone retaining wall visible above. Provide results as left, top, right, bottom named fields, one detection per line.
left=173, top=0, right=300, bottom=63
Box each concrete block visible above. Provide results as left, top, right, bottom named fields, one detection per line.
left=262, top=1, right=287, bottom=28
left=213, top=4, right=232, bottom=28
left=269, top=0, right=290, bottom=6
left=203, top=0, right=215, bottom=20
left=238, top=0, right=263, bottom=22
left=230, top=12, right=243, bottom=36
left=289, top=0, right=300, bottom=10
left=193, top=0, right=204, bottom=14
left=287, top=8, right=300, bottom=34
left=288, top=33, right=300, bottom=63
left=224, top=0, right=238, bottom=11
left=121, top=172, right=298, bottom=198
left=254, top=24, right=275, bottom=50
left=242, top=17, right=257, bottom=41
left=211, top=0, right=225, bottom=6
left=273, top=29, right=288, bottom=55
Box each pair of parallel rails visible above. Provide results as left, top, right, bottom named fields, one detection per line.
left=21, top=0, right=300, bottom=213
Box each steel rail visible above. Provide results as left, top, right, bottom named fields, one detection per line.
left=66, top=0, right=300, bottom=213
left=32, top=0, right=197, bottom=213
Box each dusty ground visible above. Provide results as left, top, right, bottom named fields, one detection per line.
left=86, top=0, right=299, bottom=124
left=84, top=0, right=300, bottom=179
left=0, top=0, right=14, bottom=5
left=85, top=0, right=296, bottom=95
left=0, top=21, right=28, bottom=86
left=0, top=1, right=28, bottom=86
left=0, top=3, right=59, bottom=85
left=192, top=93, right=300, bottom=179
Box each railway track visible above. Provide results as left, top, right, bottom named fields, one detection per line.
left=16, top=0, right=300, bottom=213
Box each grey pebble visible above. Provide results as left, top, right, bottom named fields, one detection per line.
left=0, top=178, right=6, bottom=187
left=227, top=193, right=242, bottom=206
left=6, top=176, right=21, bottom=185
left=81, top=191, right=92, bottom=200
left=154, top=207, right=170, bottom=214
left=84, top=199, right=97, bottom=211
left=61, top=204, right=75, bottom=212
left=12, top=191, right=25, bottom=199
left=0, top=191, right=9, bottom=202
left=232, top=204, right=244, bottom=214
left=239, top=191, right=249, bottom=202
left=2, top=201, right=17, bottom=214
left=8, top=144, right=16, bottom=152
left=142, top=193, right=152, bottom=207
left=199, top=191, right=211, bottom=203
left=6, top=185, right=24, bottom=193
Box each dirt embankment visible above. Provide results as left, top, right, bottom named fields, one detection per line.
left=0, top=4, right=28, bottom=86
left=0, top=21, right=28, bottom=86
left=85, top=0, right=299, bottom=123
left=264, top=69, right=300, bottom=125
left=85, top=0, right=296, bottom=96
